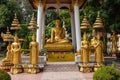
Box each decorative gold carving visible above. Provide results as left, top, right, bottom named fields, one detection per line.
left=28, top=13, right=38, bottom=30
left=93, top=11, right=104, bottom=29
left=1, top=27, right=13, bottom=42
left=10, top=13, right=21, bottom=30
left=80, top=13, right=90, bottom=30
left=80, top=65, right=92, bottom=72
left=56, top=0, right=60, bottom=9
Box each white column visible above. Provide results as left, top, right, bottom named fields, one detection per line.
left=70, top=12, right=76, bottom=51
left=74, top=4, right=81, bottom=53
left=41, top=12, right=45, bottom=49
left=37, top=5, right=43, bottom=50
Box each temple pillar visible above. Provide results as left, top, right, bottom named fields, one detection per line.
left=37, top=5, right=43, bottom=50
left=74, top=4, right=81, bottom=53
left=70, top=12, right=76, bottom=51
left=41, top=11, right=45, bottom=49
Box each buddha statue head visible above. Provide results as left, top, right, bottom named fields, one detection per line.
left=55, top=17, right=61, bottom=28
left=97, top=32, right=101, bottom=40
left=83, top=32, right=87, bottom=40
left=32, top=34, right=36, bottom=41
left=14, top=34, right=19, bottom=42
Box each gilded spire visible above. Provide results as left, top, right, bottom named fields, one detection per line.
left=80, top=13, right=90, bottom=30
left=93, top=11, right=104, bottom=29
left=1, top=27, right=13, bottom=42
left=6, top=27, right=11, bottom=34
left=28, top=13, right=38, bottom=30
left=10, top=13, right=21, bottom=30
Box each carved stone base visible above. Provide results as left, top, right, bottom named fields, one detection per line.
left=80, top=65, right=93, bottom=72
left=0, top=61, right=13, bottom=71
left=23, top=64, right=29, bottom=73
left=94, top=65, right=104, bottom=71
left=28, top=65, right=40, bottom=74
left=10, top=65, right=23, bottom=74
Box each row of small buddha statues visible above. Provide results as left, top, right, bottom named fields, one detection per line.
left=1, top=34, right=40, bottom=74
left=80, top=32, right=104, bottom=72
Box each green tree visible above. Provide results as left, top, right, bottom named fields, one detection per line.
left=0, top=0, right=22, bottom=29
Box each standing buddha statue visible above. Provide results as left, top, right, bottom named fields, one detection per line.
left=29, top=34, right=40, bottom=73
left=11, top=34, right=21, bottom=67
left=111, top=31, right=117, bottom=57
left=29, top=34, right=39, bottom=66
left=94, top=33, right=104, bottom=66
left=81, top=32, right=89, bottom=66
left=11, top=34, right=22, bottom=74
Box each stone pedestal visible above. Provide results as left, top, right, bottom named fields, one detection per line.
left=75, top=54, right=80, bottom=64
left=94, top=65, right=104, bottom=71
left=28, top=65, right=40, bottom=74
left=0, top=61, right=13, bottom=71
left=10, top=65, right=23, bottom=74
left=80, top=65, right=92, bottom=72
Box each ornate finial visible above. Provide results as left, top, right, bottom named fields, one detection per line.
left=80, top=12, right=90, bottom=30
left=97, top=11, right=100, bottom=17
left=14, top=13, right=17, bottom=18
left=56, top=0, right=60, bottom=9
left=6, top=27, right=10, bottom=34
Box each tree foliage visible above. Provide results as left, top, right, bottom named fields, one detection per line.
left=0, top=0, right=22, bottom=28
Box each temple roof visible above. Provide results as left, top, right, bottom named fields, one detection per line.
left=29, top=0, right=87, bottom=9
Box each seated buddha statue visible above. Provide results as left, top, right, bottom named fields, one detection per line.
left=2, top=43, right=12, bottom=62
left=45, top=18, right=72, bottom=51
left=46, top=18, right=70, bottom=44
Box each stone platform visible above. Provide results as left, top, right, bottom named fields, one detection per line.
left=9, top=62, right=93, bottom=80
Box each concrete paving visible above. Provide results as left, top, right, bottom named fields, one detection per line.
left=9, top=62, right=93, bottom=80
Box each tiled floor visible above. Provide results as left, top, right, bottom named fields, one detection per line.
left=10, top=62, right=93, bottom=80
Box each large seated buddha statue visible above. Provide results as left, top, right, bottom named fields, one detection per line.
left=44, top=18, right=73, bottom=51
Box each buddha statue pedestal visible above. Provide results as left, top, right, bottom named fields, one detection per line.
left=44, top=43, right=73, bottom=59
left=80, top=65, right=92, bottom=72
left=28, top=65, right=40, bottom=74
left=94, top=64, right=104, bottom=71
left=10, top=65, right=23, bottom=74
left=0, top=61, right=13, bottom=71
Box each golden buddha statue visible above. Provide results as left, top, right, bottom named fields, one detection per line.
left=29, top=34, right=39, bottom=66
left=94, top=33, right=104, bottom=66
left=2, top=44, right=12, bottom=62
left=111, top=31, right=117, bottom=56
left=46, top=18, right=70, bottom=43
left=90, top=37, right=97, bottom=54
left=11, top=34, right=21, bottom=66
left=29, top=34, right=40, bottom=73
left=81, top=32, right=89, bottom=66
left=44, top=18, right=73, bottom=52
